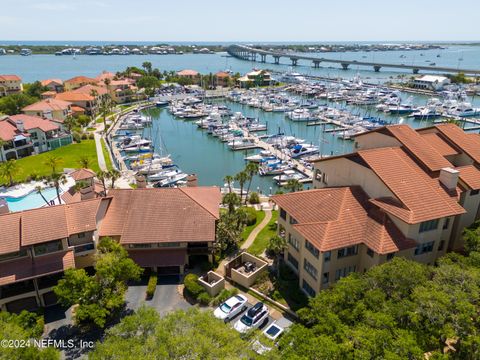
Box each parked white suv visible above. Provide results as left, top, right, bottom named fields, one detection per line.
left=234, top=302, right=269, bottom=333
left=213, top=294, right=248, bottom=322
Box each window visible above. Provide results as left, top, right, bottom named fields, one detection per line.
left=471, top=189, right=479, bottom=196
left=415, top=241, right=435, bottom=255
left=443, top=218, right=450, bottom=230
left=315, top=169, right=322, bottom=181
left=367, top=248, right=374, bottom=258
left=129, top=244, right=151, bottom=249
left=287, top=253, right=298, bottom=269
left=279, top=208, right=286, bottom=220
left=158, top=242, right=180, bottom=248
left=335, top=266, right=356, bottom=281
left=419, top=219, right=439, bottom=233
left=322, top=272, right=329, bottom=284
left=77, top=232, right=85, bottom=238
left=324, top=251, right=331, bottom=262
left=302, top=280, right=316, bottom=297
left=305, top=240, right=319, bottom=258
left=386, top=253, right=395, bottom=261
left=0, top=249, right=27, bottom=262
left=438, top=240, right=445, bottom=251
left=322, top=173, right=328, bottom=185
left=288, top=234, right=299, bottom=251
left=303, top=259, right=318, bottom=280
left=33, top=240, right=63, bottom=256
left=337, top=245, right=358, bottom=259
left=289, top=216, right=298, bottom=225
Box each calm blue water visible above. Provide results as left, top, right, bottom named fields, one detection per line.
left=1, top=45, right=480, bottom=83
left=4, top=187, right=58, bottom=212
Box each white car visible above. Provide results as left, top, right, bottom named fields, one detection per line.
left=213, top=294, right=248, bottom=322
left=234, top=302, right=269, bottom=333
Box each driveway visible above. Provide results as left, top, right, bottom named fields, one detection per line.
left=125, top=275, right=191, bottom=315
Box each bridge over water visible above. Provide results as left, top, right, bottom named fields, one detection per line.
left=227, top=44, right=480, bottom=75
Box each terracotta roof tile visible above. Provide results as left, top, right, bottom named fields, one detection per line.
left=21, top=206, right=69, bottom=246
left=72, top=84, right=108, bottom=96
left=0, top=213, right=21, bottom=255
left=434, top=123, right=480, bottom=164
left=22, top=98, right=72, bottom=112
left=41, top=79, right=63, bottom=86
left=65, top=199, right=101, bottom=235
left=419, top=132, right=460, bottom=157
left=0, top=119, right=21, bottom=141
left=456, top=165, right=480, bottom=190
left=69, top=168, right=96, bottom=181
left=357, top=147, right=465, bottom=223
left=8, top=114, right=59, bottom=132
left=0, top=75, right=21, bottom=81
left=272, top=187, right=416, bottom=254
left=64, top=76, right=97, bottom=84
left=99, top=188, right=220, bottom=244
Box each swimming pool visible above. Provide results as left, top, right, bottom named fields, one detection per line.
left=3, top=187, right=59, bottom=212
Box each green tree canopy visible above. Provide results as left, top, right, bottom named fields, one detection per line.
left=0, top=93, right=37, bottom=115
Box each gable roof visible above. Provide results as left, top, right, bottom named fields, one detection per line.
left=431, top=123, right=480, bottom=164
left=99, top=188, right=221, bottom=244
left=456, top=165, right=480, bottom=190
left=64, top=76, right=97, bottom=84
left=22, top=98, right=72, bottom=112
left=272, top=187, right=416, bottom=254
left=8, top=114, right=59, bottom=132
left=41, top=79, right=63, bottom=86
left=419, top=132, right=460, bottom=157
left=72, top=84, right=108, bottom=96
left=357, top=147, right=465, bottom=223
left=69, top=168, right=96, bottom=181
left=0, top=75, right=21, bottom=81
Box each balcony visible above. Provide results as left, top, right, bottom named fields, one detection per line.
left=73, top=242, right=95, bottom=255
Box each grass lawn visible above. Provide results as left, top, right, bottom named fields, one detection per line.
left=247, top=210, right=278, bottom=256
left=3, top=140, right=99, bottom=185
left=101, top=138, right=113, bottom=171
left=240, top=210, right=266, bottom=244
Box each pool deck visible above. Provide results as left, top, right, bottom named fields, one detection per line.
left=0, top=177, right=75, bottom=202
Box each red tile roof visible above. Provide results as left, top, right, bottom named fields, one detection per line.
left=0, top=213, right=21, bottom=254
left=8, top=114, right=59, bottom=133
left=0, top=75, right=21, bottom=81
left=72, top=84, right=108, bottom=96
left=41, top=79, right=63, bottom=86
left=56, top=91, right=93, bottom=102
left=272, top=187, right=416, bottom=254
left=64, top=76, right=97, bottom=84
left=22, top=98, right=72, bottom=112
left=0, top=251, right=74, bottom=286
left=357, top=147, right=465, bottom=223
left=177, top=69, right=199, bottom=76
left=456, top=165, right=480, bottom=190
left=99, top=188, right=220, bottom=244
left=70, top=168, right=96, bottom=181
left=419, top=132, right=459, bottom=157
left=432, top=124, right=480, bottom=164
left=0, top=119, right=21, bottom=141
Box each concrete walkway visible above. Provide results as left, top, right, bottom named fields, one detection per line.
left=94, top=133, right=107, bottom=172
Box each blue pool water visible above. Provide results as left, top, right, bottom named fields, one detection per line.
left=3, top=187, right=59, bottom=212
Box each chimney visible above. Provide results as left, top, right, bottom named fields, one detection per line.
left=135, top=174, right=146, bottom=189
left=80, top=186, right=95, bottom=200
left=187, top=174, right=198, bottom=187
left=439, top=167, right=459, bottom=191
left=15, top=120, right=24, bottom=132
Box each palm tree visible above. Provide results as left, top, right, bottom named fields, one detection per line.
left=98, top=93, right=113, bottom=132
left=44, top=154, right=62, bottom=175
left=267, top=235, right=287, bottom=277
left=234, top=171, right=249, bottom=202
left=142, top=62, right=152, bottom=75
left=45, top=173, right=67, bottom=205
left=223, top=175, right=234, bottom=193
left=96, top=170, right=108, bottom=196
left=244, top=162, right=259, bottom=204
left=284, top=179, right=303, bottom=193
left=108, top=169, right=120, bottom=189
left=63, top=115, right=77, bottom=132
left=0, top=159, right=20, bottom=187
left=78, top=156, right=91, bottom=169
left=35, top=186, right=50, bottom=206
left=222, top=192, right=241, bottom=215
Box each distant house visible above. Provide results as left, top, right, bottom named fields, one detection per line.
left=177, top=69, right=200, bottom=80
left=0, top=114, right=71, bottom=160
left=22, top=98, right=72, bottom=123
left=0, top=75, right=23, bottom=97
left=63, top=76, right=98, bottom=91
left=215, top=71, right=232, bottom=87
left=105, top=79, right=138, bottom=104
left=40, top=79, right=64, bottom=93
left=237, top=70, right=272, bottom=88
left=412, top=75, right=450, bottom=91
left=40, top=91, right=57, bottom=99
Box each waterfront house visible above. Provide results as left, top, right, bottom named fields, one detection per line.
left=106, top=79, right=138, bottom=103
left=412, top=75, right=450, bottom=91
left=63, top=76, right=98, bottom=91
left=237, top=70, right=272, bottom=88
left=40, top=79, right=64, bottom=93
left=0, top=75, right=23, bottom=97
left=273, top=124, right=480, bottom=296
left=0, top=187, right=220, bottom=312
left=177, top=69, right=200, bottom=83
left=215, top=71, right=232, bottom=87
left=22, top=98, right=73, bottom=123
left=55, top=85, right=107, bottom=116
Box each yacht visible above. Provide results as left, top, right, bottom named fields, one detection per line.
left=288, top=144, right=320, bottom=158
left=155, top=173, right=188, bottom=187
left=273, top=170, right=306, bottom=184
left=20, top=48, right=32, bottom=56
left=244, top=150, right=275, bottom=163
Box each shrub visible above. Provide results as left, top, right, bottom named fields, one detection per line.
left=73, top=132, right=82, bottom=143
left=81, top=133, right=88, bottom=140
left=211, top=288, right=239, bottom=306
left=248, top=192, right=260, bottom=204
left=243, top=207, right=258, bottom=226
left=197, top=292, right=212, bottom=305
left=146, top=273, right=157, bottom=299
left=184, top=274, right=204, bottom=298
left=88, top=133, right=95, bottom=140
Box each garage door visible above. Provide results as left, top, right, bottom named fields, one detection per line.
left=6, top=296, right=38, bottom=313
left=157, top=266, right=180, bottom=275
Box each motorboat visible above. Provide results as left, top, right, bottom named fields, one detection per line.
left=273, top=170, right=306, bottom=184
left=244, top=150, right=274, bottom=163
left=288, top=144, right=320, bottom=158
left=155, top=173, right=188, bottom=187
left=148, top=169, right=181, bottom=181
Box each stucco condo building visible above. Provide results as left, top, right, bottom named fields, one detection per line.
left=273, top=124, right=480, bottom=296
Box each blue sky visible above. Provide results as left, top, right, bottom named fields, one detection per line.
left=1, top=0, right=478, bottom=42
